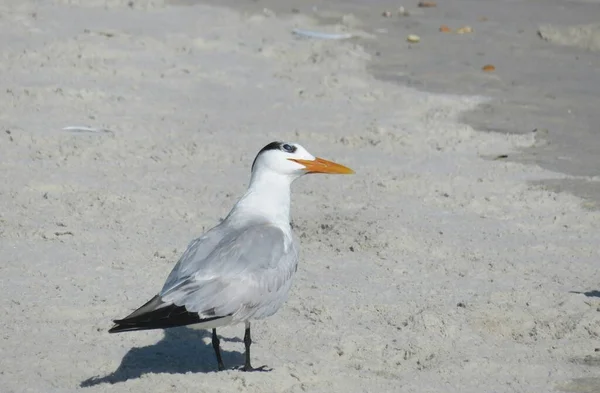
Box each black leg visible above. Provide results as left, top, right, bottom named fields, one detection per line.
left=241, top=322, right=270, bottom=372
left=243, top=324, right=252, bottom=370
left=212, top=328, right=225, bottom=371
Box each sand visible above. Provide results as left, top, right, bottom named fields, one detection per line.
left=202, top=0, right=600, bottom=208
left=0, top=1, right=599, bottom=392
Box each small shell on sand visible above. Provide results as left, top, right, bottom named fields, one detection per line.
left=482, top=64, right=496, bottom=72
left=407, top=34, right=420, bottom=43
left=418, top=1, right=437, bottom=7
left=439, top=25, right=452, bottom=33
left=397, top=6, right=410, bottom=16
left=456, top=26, right=473, bottom=34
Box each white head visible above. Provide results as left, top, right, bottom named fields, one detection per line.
left=250, top=141, right=354, bottom=181
left=227, top=141, right=353, bottom=225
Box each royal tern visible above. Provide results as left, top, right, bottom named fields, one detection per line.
left=109, top=141, right=353, bottom=371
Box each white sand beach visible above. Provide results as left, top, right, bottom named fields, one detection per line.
left=0, top=1, right=598, bottom=392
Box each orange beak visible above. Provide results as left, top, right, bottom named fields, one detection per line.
left=289, top=157, right=355, bottom=174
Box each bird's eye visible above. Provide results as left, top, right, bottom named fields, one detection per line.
left=282, top=144, right=294, bottom=153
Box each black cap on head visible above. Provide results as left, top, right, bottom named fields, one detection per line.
left=251, top=141, right=297, bottom=171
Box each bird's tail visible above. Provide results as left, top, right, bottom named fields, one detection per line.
left=108, top=295, right=166, bottom=333
left=108, top=322, right=153, bottom=333
left=108, top=294, right=225, bottom=333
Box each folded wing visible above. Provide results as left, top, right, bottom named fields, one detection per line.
left=161, top=223, right=297, bottom=321
left=109, top=222, right=298, bottom=332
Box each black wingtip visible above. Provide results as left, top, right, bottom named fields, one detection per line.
left=108, top=295, right=230, bottom=333
left=108, top=321, right=126, bottom=333
left=108, top=319, right=155, bottom=333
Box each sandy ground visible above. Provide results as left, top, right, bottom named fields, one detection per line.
left=199, top=0, right=600, bottom=208
left=1, top=1, right=599, bottom=393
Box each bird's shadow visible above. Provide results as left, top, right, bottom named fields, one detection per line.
left=570, top=290, right=600, bottom=298
left=81, top=327, right=244, bottom=387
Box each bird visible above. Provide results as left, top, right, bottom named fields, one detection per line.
left=108, top=141, right=354, bottom=372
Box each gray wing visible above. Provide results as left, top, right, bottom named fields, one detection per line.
left=159, top=223, right=298, bottom=322
left=159, top=226, right=226, bottom=294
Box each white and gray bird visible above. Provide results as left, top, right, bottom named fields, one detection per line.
left=109, top=141, right=354, bottom=371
